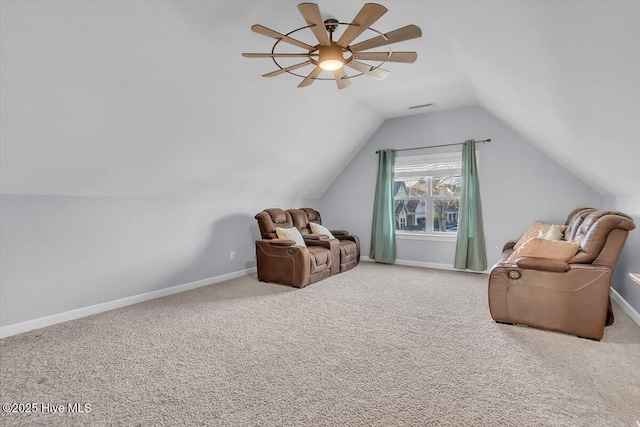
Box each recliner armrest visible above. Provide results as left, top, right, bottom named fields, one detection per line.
left=255, top=239, right=310, bottom=287
left=514, top=256, right=570, bottom=273
left=503, top=240, right=517, bottom=252
left=304, top=234, right=330, bottom=241
left=268, top=239, right=296, bottom=247
left=304, top=238, right=337, bottom=249
left=336, top=234, right=358, bottom=244
left=330, top=230, right=349, bottom=236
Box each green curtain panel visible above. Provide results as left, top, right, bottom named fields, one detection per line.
left=454, top=140, right=487, bottom=271
left=370, top=149, right=396, bottom=264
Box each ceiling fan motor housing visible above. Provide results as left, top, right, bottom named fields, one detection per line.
left=324, top=18, right=339, bottom=33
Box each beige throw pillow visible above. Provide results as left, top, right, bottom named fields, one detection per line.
left=514, top=222, right=568, bottom=249
left=309, top=222, right=336, bottom=240
left=275, top=227, right=306, bottom=247
left=506, top=237, right=580, bottom=264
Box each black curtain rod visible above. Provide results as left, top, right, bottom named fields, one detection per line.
left=375, top=139, right=491, bottom=154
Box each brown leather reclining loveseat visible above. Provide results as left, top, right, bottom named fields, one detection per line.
left=254, top=208, right=360, bottom=288
left=488, top=208, right=635, bottom=340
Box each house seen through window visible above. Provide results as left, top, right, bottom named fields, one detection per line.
left=394, top=153, right=462, bottom=235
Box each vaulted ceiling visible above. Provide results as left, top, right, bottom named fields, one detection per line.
left=1, top=1, right=638, bottom=198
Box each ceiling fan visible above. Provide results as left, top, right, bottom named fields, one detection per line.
left=242, top=2, right=422, bottom=89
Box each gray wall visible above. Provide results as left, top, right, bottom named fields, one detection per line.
left=0, top=195, right=314, bottom=326
left=605, top=193, right=640, bottom=313
left=2, top=106, right=636, bottom=328
left=318, top=106, right=603, bottom=267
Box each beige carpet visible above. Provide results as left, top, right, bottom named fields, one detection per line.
left=1, top=263, right=639, bottom=426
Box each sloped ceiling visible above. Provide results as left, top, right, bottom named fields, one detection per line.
left=1, top=1, right=638, bottom=198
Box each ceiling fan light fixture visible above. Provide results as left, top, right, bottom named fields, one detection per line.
left=318, top=45, right=345, bottom=71
left=242, top=3, right=423, bottom=88
left=319, top=59, right=343, bottom=71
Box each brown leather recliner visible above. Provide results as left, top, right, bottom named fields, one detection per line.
left=254, top=208, right=335, bottom=288
left=488, top=209, right=636, bottom=340
left=300, top=207, right=360, bottom=272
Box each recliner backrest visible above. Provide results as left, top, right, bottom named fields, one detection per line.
left=564, top=207, right=597, bottom=241
left=568, top=210, right=635, bottom=265
left=255, top=208, right=293, bottom=239
left=301, top=208, right=322, bottom=224
left=287, top=209, right=312, bottom=235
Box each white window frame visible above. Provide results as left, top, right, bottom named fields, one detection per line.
left=394, top=152, right=467, bottom=242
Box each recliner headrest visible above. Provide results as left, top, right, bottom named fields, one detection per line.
left=569, top=210, right=636, bottom=263
left=301, top=208, right=322, bottom=224
left=254, top=209, right=293, bottom=239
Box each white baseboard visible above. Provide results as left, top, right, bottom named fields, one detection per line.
left=610, top=287, right=640, bottom=327
left=0, top=267, right=257, bottom=339
left=360, top=256, right=489, bottom=274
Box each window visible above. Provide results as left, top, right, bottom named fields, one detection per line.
left=394, top=152, right=462, bottom=238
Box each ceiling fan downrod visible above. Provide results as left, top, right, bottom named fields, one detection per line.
left=324, top=18, right=339, bottom=41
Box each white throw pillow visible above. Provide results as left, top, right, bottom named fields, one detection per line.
left=275, top=227, right=306, bottom=247
left=514, top=222, right=568, bottom=249
left=309, top=222, right=336, bottom=240
left=537, top=224, right=564, bottom=241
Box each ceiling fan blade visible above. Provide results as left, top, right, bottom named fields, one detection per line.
left=353, top=51, right=418, bottom=63
left=251, top=24, right=314, bottom=51
left=350, top=24, right=422, bottom=53
left=345, top=60, right=389, bottom=81
left=242, top=53, right=311, bottom=58
left=262, top=60, right=311, bottom=77
left=298, top=66, right=323, bottom=88
left=297, top=3, right=331, bottom=46
left=333, top=68, right=351, bottom=89
left=337, top=3, right=387, bottom=48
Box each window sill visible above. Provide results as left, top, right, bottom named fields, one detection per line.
left=396, top=231, right=458, bottom=242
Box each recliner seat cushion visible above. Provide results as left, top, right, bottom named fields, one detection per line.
left=340, top=240, right=358, bottom=258
left=308, top=246, right=331, bottom=274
